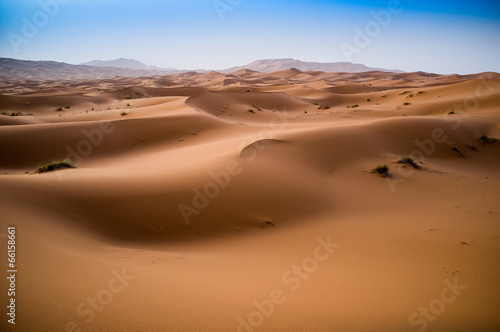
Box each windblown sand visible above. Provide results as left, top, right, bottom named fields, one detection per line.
left=1, top=69, right=499, bottom=331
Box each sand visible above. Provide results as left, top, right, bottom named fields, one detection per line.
left=0, top=69, right=499, bottom=331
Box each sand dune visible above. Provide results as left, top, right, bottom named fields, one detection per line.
left=0, top=70, right=499, bottom=331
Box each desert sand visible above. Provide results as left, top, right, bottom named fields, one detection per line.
left=0, top=69, right=499, bottom=331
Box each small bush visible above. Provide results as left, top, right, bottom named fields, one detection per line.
left=64, top=105, right=70, bottom=109
left=452, top=146, right=466, bottom=158
left=55, top=107, right=63, bottom=111
left=35, top=160, right=75, bottom=174
left=10, top=112, right=22, bottom=116
left=367, top=98, right=371, bottom=102
left=373, top=164, right=390, bottom=177
left=403, top=102, right=411, bottom=106
left=248, top=109, right=255, bottom=113
left=479, top=134, right=497, bottom=144
left=120, top=111, right=128, bottom=116
left=398, top=156, right=421, bottom=169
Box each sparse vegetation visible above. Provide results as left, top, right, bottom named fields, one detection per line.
left=259, top=221, right=275, bottom=229
left=448, top=111, right=455, bottom=115
left=403, top=102, right=411, bottom=106
left=35, top=160, right=75, bottom=174
left=64, top=105, right=70, bottom=109
left=347, top=105, right=359, bottom=108
left=373, top=164, right=390, bottom=177
left=452, top=146, right=466, bottom=158
left=120, top=111, right=128, bottom=116
left=248, top=109, right=255, bottom=113
left=399, top=91, right=411, bottom=95
left=317, top=105, right=330, bottom=110
left=479, top=134, right=497, bottom=144
left=406, top=93, right=413, bottom=98
left=367, top=98, right=371, bottom=102
left=9, top=112, right=22, bottom=116
left=397, top=156, right=421, bottom=169
left=126, top=103, right=130, bottom=107
left=417, top=91, right=424, bottom=95
left=55, top=107, right=63, bottom=111
left=245, top=89, right=251, bottom=93
left=123, top=95, right=131, bottom=100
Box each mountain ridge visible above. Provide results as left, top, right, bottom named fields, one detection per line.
left=0, top=57, right=406, bottom=81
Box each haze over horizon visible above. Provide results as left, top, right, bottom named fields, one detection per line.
left=1, top=0, right=499, bottom=75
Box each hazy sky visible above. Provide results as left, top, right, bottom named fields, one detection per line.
left=1, top=0, right=499, bottom=74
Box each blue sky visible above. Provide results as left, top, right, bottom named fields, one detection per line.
left=0, top=0, right=499, bottom=74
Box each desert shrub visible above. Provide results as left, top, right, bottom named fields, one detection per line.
left=35, top=160, right=75, bottom=174
left=479, top=134, right=497, bottom=144
left=373, top=164, right=390, bottom=177
left=397, top=156, right=421, bottom=169
left=452, top=146, right=466, bottom=158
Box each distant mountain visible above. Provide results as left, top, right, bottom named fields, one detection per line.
left=0, top=58, right=181, bottom=81
left=0, top=57, right=404, bottom=81
left=81, top=58, right=153, bottom=70
left=220, top=58, right=404, bottom=74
